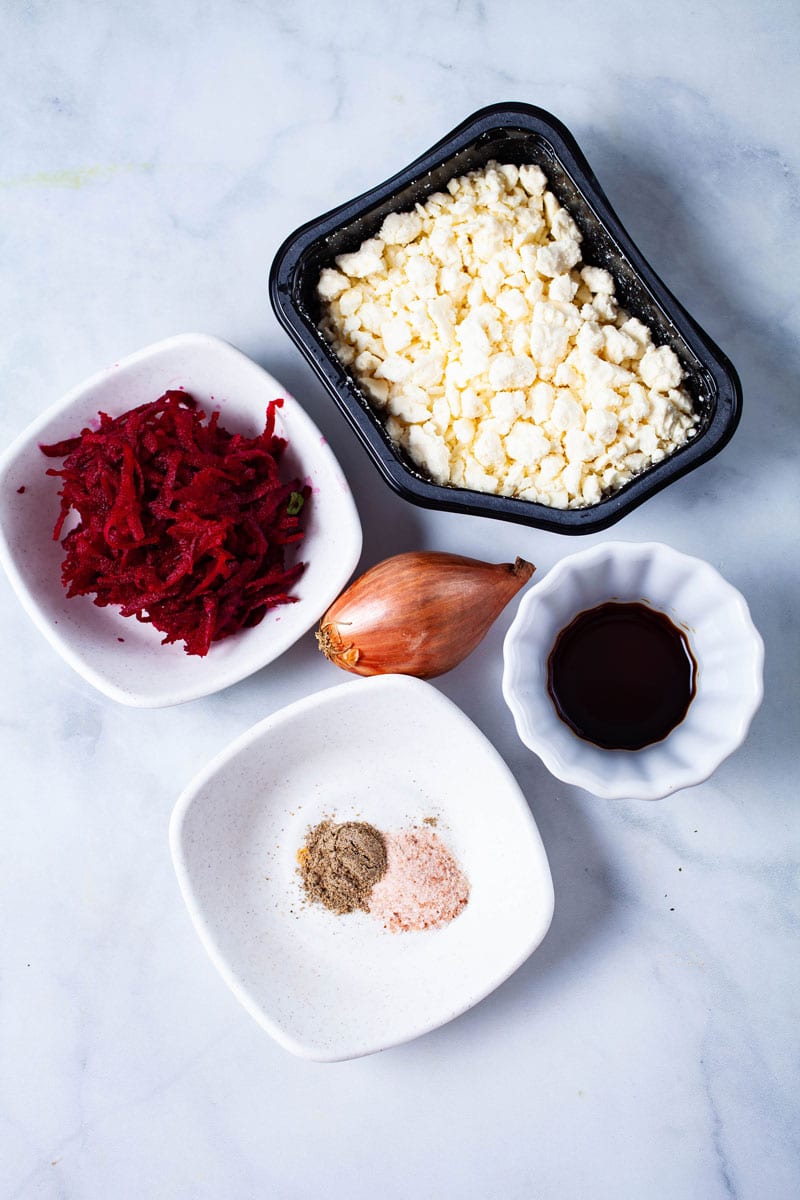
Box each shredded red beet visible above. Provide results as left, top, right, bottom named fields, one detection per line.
left=40, top=391, right=309, bottom=656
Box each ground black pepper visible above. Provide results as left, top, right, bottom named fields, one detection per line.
left=297, top=820, right=387, bottom=914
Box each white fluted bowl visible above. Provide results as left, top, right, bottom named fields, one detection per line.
left=502, top=542, right=764, bottom=800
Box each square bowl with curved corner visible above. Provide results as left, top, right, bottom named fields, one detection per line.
left=0, top=333, right=362, bottom=706
left=170, top=674, right=555, bottom=1061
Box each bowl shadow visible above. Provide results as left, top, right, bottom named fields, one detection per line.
left=391, top=758, right=619, bottom=1059
left=583, top=136, right=793, bottom=769
left=584, top=134, right=799, bottom=499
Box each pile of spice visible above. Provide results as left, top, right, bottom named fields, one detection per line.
left=297, top=820, right=387, bottom=914
left=297, top=818, right=469, bottom=933
left=368, top=827, right=469, bottom=932
left=40, top=391, right=309, bottom=656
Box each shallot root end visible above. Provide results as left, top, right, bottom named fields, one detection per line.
left=316, top=623, right=360, bottom=668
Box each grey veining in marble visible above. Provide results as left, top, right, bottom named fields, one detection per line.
left=1, top=1, right=798, bottom=1197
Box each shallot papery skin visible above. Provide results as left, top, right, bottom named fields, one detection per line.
left=316, top=550, right=534, bottom=678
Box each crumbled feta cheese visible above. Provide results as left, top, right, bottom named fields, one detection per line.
left=359, top=301, right=391, bottom=333
left=536, top=239, right=582, bottom=277
left=381, top=317, right=412, bottom=354
left=639, top=345, right=684, bottom=392
left=317, top=269, right=350, bottom=301
left=518, top=164, right=548, bottom=196
left=317, top=160, right=697, bottom=509
left=591, top=293, right=618, bottom=322
left=453, top=417, right=475, bottom=444
left=580, top=266, right=615, bottom=295
left=550, top=208, right=580, bottom=243
left=380, top=211, right=423, bottom=246
left=603, top=326, right=640, bottom=364
left=576, top=321, right=605, bottom=355
left=407, top=255, right=438, bottom=288
left=353, top=351, right=380, bottom=381
left=549, top=273, right=579, bottom=304
left=505, top=421, right=550, bottom=463
left=529, top=323, right=570, bottom=368
left=489, top=390, right=526, bottom=434
left=406, top=425, right=450, bottom=483
left=488, top=354, right=537, bottom=390
left=531, top=381, right=556, bottom=423
left=335, top=239, right=385, bottom=278
left=474, top=428, right=505, bottom=471
left=496, top=288, right=529, bottom=321
left=362, top=377, right=389, bottom=406
left=338, top=287, right=363, bottom=318
left=586, top=409, right=619, bottom=445
left=581, top=475, right=603, bottom=505
left=375, top=355, right=412, bottom=384
left=550, top=391, right=584, bottom=433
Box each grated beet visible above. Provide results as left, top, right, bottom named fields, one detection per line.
left=40, top=391, right=309, bottom=656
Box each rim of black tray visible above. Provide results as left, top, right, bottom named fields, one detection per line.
left=269, top=101, right=742, bottom=534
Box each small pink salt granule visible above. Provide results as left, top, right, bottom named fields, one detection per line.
left=368, top=827, right=469, bottom=933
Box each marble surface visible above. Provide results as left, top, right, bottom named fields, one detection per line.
left=1, top=2, right=798, bottom=1197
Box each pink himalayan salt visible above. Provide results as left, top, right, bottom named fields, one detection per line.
left=368, top=827, right=469, bottom=933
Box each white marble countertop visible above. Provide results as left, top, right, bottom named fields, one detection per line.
left=2, top=3, right=798, bottom=1197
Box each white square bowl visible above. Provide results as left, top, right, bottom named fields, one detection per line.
left=0, top=333, right=362, bottom=706
left=169, top=675, right=554, bottom=1061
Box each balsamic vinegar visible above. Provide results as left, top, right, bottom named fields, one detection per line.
left=546, top=602, right=697, bottom=751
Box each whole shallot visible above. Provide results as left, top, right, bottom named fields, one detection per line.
left=316, top=550, right=534, bottom=678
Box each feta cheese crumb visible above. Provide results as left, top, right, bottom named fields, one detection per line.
left=639, top=345, right=684, bottom=392
left=336, top=239, right=385, bottom=278
left=317, top=161, right=697, bottom=509
left=488, top=354, right=537, bottom=390
left=317, top=269, right=350, bottom=300
left=380, top=211, right=423, bottom=246
left=381, top=317, right=412, bottom=354
left=580, top=266, right=614, bottom=295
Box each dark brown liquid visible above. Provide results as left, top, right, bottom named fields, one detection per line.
left=546, top=602, right=696, bottom=751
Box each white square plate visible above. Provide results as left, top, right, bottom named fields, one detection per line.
left=170, top=674, right=554, bottom=1061
left=0, top=333, right=362, bottom=706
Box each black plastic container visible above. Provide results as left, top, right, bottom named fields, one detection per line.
left=269, top=102, right=741, bottom=534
